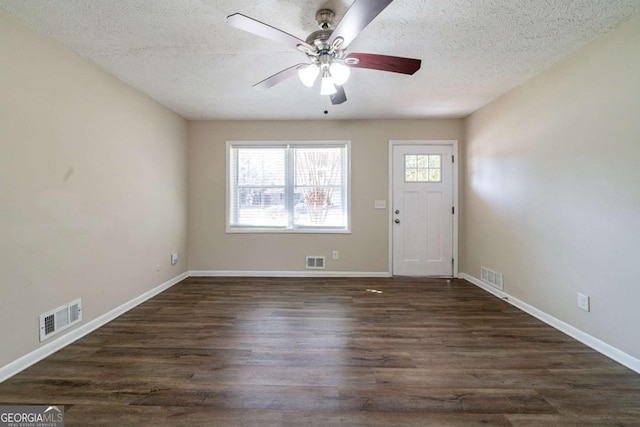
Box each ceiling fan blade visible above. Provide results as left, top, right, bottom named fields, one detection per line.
left=328, top=0, right=393, bottom=48
left=253, top=63, right=306, bottom=91
left=228, top=13, right=314, bottom=52
left=346, top=53, right=421, bottom=75
left=330, top=86, right=347, bottom=105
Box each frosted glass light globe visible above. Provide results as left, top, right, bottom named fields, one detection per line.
left=320, top=75, right=337, bottom=95
left=298, top=64, right=320, bottom=87
left=329, top=62, right=351, bottom=86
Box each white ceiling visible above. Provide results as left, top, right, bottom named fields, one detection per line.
left=2, top=0, right=639, bottom=120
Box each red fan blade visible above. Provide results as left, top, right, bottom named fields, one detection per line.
left=253, top=64, right=306, bottom=91
left=330, top=86, right=347, bottom=105
left=328, top=0, right=393, bottom=48
left=228, top=13, right=314, bottom=52
left=346, top=53, right=421, bottom=75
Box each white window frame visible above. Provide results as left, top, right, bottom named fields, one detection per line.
left=226, top=140, right=351, bottom=234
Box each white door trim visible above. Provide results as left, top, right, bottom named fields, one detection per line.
left=388, top=140, right=459, bottom=277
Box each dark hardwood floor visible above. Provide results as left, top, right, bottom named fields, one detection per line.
left=1, top=277, right=639, bottom=426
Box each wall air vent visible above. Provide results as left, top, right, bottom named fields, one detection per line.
left=480, top=267, right=504, bottom=291
left=39, top=299, right=82, bottom=342
left=306, top=256, right=326, bottom=270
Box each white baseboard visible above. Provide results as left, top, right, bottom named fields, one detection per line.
left=0, top=271, right=189, bottom=384
left=189, top=270, right=392, bottom=278
left=459, top=272, right=640, bottom=374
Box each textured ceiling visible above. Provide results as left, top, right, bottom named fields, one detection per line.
left=1, top=0, right=639, bottom=120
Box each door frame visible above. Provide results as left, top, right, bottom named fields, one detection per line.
left=388, top=140, right=459, bottom=277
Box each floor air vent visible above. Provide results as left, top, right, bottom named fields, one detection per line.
left=306, top=256, right=325, bottom=270
left=39, top=299, right=82, bottom=342
left=481, top=267, right=504, bottom=290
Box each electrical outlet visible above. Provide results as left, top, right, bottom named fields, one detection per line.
left=332, top=250, right=339, bottom=260
left=171, top=252, right=178, bottom=265
left=577, top=293, right=590, bottom=312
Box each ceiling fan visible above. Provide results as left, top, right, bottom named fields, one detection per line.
left=227, top=0, right=421, bottom=105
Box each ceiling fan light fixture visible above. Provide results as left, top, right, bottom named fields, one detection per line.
left=228, top=3, right=422, bottom=105
left=298, top=63, right=320, bottom=87
left=329, top=61, right=350, bottom=86
left=320, top=73, right=337, bottom=96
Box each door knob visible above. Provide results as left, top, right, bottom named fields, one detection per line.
left=394, top=219, right=400, bottom=224
left=395, top=210, right=400, bottom=214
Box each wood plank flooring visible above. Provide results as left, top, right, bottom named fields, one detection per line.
left=1, top=277, right=639, bottom=426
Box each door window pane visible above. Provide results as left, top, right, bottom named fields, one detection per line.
left=404, top=154, right=442, bottom=182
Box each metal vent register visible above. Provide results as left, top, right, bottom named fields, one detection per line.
left=306, top=256, right=326, bottom=269
left=39, top=299, right=82, bottom=341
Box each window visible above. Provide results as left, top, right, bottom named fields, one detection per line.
left=227, top=141, right=350, bottom=233
left=404, top=154, right=441, bottom=182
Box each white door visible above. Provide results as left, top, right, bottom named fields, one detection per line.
left=392, top=145, right=454, bottom=276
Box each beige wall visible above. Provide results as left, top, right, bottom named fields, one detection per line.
left=462, top=15, right=640, bottom=359
left=188, top=119, right=462, bottom=273
left=0, top=11, right=188, bottom=366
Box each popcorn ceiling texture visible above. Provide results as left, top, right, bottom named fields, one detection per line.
left=1, top=0, right=638, bottom=120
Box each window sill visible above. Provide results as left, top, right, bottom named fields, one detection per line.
left=226, top=227, right=351, bottom=234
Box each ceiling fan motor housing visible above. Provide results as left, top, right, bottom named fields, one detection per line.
left=306, top=29, right=333, bottom=50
